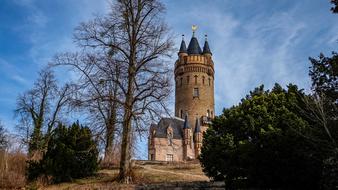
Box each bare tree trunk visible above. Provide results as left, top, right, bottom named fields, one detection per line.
left=119, top=110, right=133, bottom=183
left=119, top=64, right=135, bottom=183
left=104, top=106, right=117, bottom=163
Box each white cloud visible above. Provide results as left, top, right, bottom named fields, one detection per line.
left=166, top=2, right=315, bottom=114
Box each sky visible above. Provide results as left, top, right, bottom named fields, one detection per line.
left=0, top=0, right=337, bottom=157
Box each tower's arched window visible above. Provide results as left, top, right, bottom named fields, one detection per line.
left=207, top=109, right=210, bottom=117
left=208, top=78, right=211, bottom=86
left=202, top=76, right=205, bottom=85
left=180, top=109, right=183, bottom=119
left=211, top=110, right=213, bottom=117
left=187, top=76, right=190, bottom=84
left=180, top=77, right=183, bottom=86
left=193, top=88, right=199, bottom=98
left=194, top=75, right=198, bottom=85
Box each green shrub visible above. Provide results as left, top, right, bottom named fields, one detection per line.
left=200, top=84, right=336, bottom=189
left=27, top=122, right=98, bottom=183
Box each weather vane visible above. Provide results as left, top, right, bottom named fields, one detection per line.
left=192, top=25, right=198, bottom=36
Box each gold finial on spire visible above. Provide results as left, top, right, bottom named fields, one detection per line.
left=192, top=25, right=198, bottom=36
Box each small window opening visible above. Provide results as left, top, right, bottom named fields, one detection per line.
left=193, top=88, right=199, bottom=97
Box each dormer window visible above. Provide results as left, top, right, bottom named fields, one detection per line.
left=167, top=126, right=173, bottom=146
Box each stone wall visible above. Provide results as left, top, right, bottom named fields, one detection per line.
left=149, top=138, right=184, bottom=161
left=174, top=54, right=215, bottom=130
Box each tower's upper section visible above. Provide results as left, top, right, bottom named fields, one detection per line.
left=175, top=28, right=214, bottom=77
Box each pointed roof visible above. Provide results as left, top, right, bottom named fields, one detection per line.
left=202, top=35, right=212, bottom=55
left=194, top=118, right=201, bottom=133
left=179, top=35, right=187, bottom=54
left=187, top=36, right=202, bottom=55
left=183, top=114, right=190, bottom=129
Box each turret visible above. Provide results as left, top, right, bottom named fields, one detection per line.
left=202, top=35, right=212, bottom=57
left=194, top=118, right=202, bottom=157
left=183, top=114, right=191, bottom=146
left=178, top=35, right=188, bottom=57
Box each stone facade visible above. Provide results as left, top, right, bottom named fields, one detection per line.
left=148, top=29, right=215, bottom=161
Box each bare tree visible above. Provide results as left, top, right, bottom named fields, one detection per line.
left=15, top=68, right=71, bottom=159
left=52, top=52, right=123, bottom=163
left=297, top=92, right=338, bottom=152
left=70, top=0, right=174, bottom=183
left=0, top=120, right=7, bottom=151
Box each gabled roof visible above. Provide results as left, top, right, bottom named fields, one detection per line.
left=151, top=117, right=184, bottom=139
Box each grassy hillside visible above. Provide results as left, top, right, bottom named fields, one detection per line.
left=42, top=161, right=210, bottom=190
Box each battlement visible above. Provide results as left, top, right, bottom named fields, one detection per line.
left=186, top=55, right=205, bottom=64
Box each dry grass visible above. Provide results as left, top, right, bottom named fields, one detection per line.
left=41, top=162, right=208, bottom=190
left=0, top=150, right=27, bottom=189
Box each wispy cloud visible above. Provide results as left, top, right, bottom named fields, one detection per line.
left=177, top=2, right=314, bottom=112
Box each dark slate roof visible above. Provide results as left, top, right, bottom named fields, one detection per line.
left=203, top=40, right=212, bottom=55
left=194, top=118, right=201, bottom=133
left=183, top=114, right=190, bottom=129
left=152, top=117, right=184, bottom=139
left=187, top=37, right=202, bottom=55
left=179, top=39, right=187, bottom=54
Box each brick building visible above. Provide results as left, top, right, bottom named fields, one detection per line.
left=148, top=27, right=215, bottom=161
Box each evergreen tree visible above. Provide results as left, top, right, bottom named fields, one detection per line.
left=27, top=122, right=98, bottom=183
left=200, top=84, right=334, bottom=189
left=332, top=0, right=338, bottom=13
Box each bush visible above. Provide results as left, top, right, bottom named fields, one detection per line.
left=27, top=122, right=98, bottom=183
left=200, top=84, right=335, bottom=189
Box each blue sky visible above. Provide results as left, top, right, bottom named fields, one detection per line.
left=0, top=0, right=337, bottom=157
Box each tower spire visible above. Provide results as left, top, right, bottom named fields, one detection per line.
left=203, top=34, right=212, bottom=55
left=187, top=26, right=202, bottom=55
left=194, top=117, right=201, bottom=133
left=178, top=34, right=187, bottom=54
left=183, top=114, right=190, bottom=129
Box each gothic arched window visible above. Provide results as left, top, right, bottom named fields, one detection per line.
left=202, top=76, right=205, bottom=85
left=194, top=75, right=198, bottom=84
left=187, top=76, right=190, bottom=84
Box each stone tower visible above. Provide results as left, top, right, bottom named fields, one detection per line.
left=175, top=27, right=215, bottom=136
left=147, top=27, right=215, bottom=161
